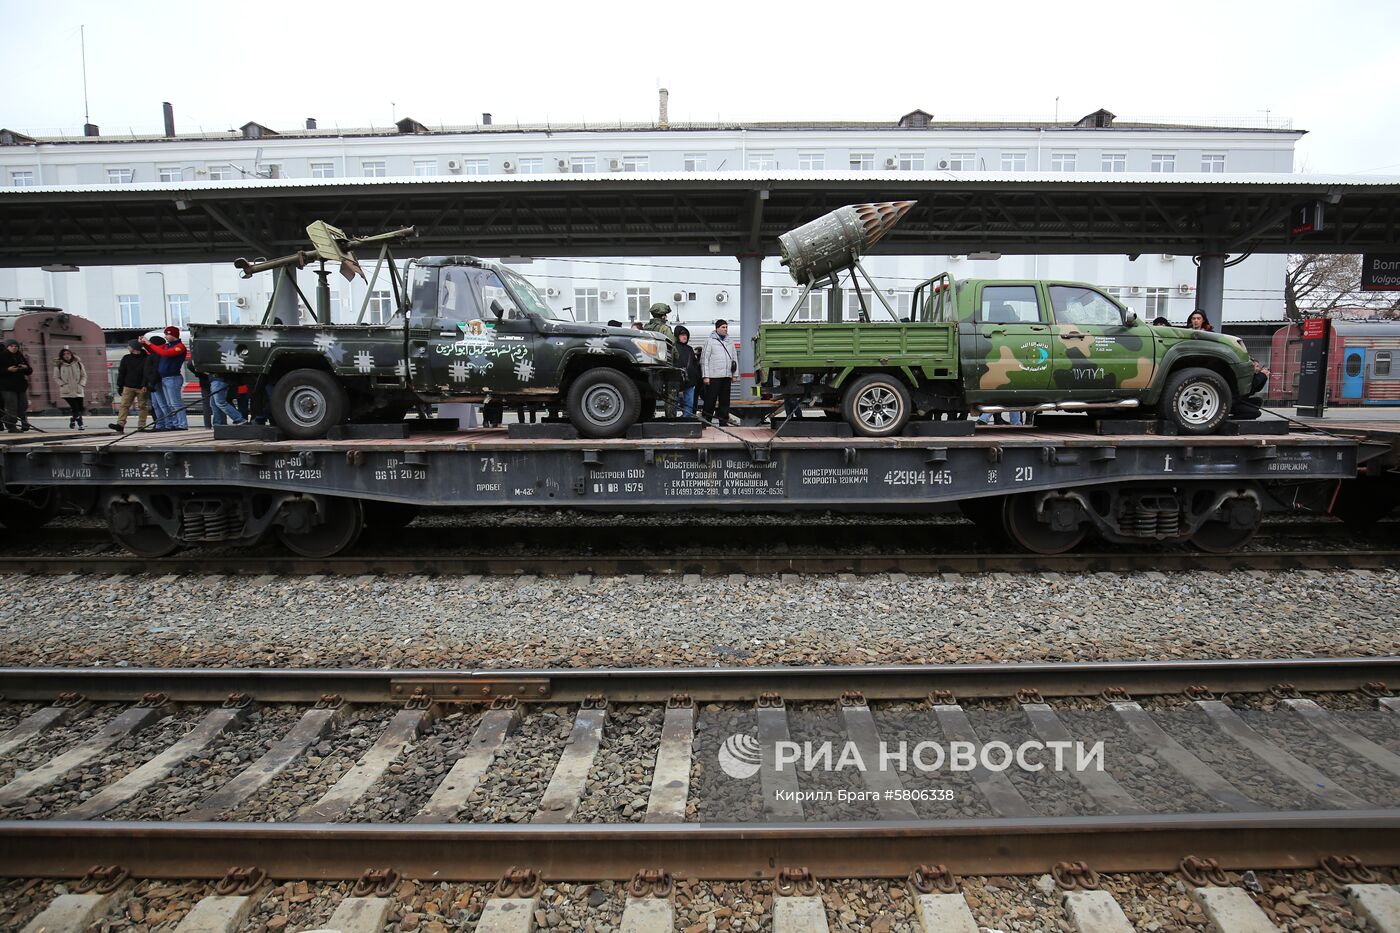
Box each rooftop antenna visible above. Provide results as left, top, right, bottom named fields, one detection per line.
left=80, top=25, right=92, bottom=127
left=1054, top=96, right=1059, bottom=123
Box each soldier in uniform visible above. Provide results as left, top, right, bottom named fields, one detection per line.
left=646, top=302, right=675, bottom=339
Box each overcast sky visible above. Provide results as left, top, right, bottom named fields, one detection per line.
left=3, top=0, right=1395, bottom=174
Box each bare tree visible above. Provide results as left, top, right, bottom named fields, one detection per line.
left=1284, top=254, right=1360, bottom=321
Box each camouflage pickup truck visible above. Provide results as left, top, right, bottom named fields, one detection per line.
left=756, top=272, right=1256, bottom=436
left=191, top=257, right=681, bottom=439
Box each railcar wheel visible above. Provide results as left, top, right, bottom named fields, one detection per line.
left=111, top=524, right=180, bottom=558
left=567, top=369, right=641, bottom=439
left=276, top=498, right=364, bottom=558
left=1002, top=493, right=1086, bottom=554
left=842, top=374, right=912, bottom=437
left=271, top=369, right=349, bottom=440
left=361, top=500, right=421, bottom=531
left=1190, top=520, right=1259, bottom=553
left=1161, top=367, right=1231, bottom=436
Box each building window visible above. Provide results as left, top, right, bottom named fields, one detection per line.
left=1201, top=153, right=1226, bottom=173
left=748, top=152, right=777, bottom=170
left=462, top=159, right=488, bottom=175
left=947, top=152, right=975, bottom=171
left=1375, top=351, right=1392, bottom=376
left=216, top=293, right=238, bottom=324
left=413, top=160, right=438, bottom=176
left=107, top=168, right=134, bottom=184
left=517, top=157, right=543, bottom=174
left=848, top=152, right=874, bottom=171
left=206, top=165, right=234, bottom=181
left=10, top=170, right=34, bottom=186
left=1144, top=287, right=1169, bottom=318
left=1000, top=152, right=1027, bottom=171
left=168, top=294, right=190, bottom=328
left=1050, top=153, right=1076, bottom=172
left=569, top=155, right=596, bottom=173
left=1151, top=153, right=1176, bottom=173
left=798, top=152, right=824, bottom=170
left=367, top=290, right=393, bottom=324
left=898, top=152, right=925, bottom=171
left=683, top=153, right=707, bottom=172
left=760, top=287, right=775, bottom=322
left=116, top=295, right=141, bottom=327
left=626, top=287, right=651, bottom=321
left=157, top=167, right=183, bottom=183
left=310, top=161, right=336, bottom=178
left=620, top=155, right=648, bottom=172
left=362, top=160, right=387, bottom=177
left=793, top=291, right=826, bottom=322
left=843, top=293, right=864, bottom=321
left=1102, top=153, right=1127, bottom=172
left=574, top=287, right=600, bottom=322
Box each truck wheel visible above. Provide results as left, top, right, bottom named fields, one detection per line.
left=567, top=369, right=640, bottom=438
left=1161, top=367, right=1231, bottom=435
left=842, top=374, right=912, bottom=437
left=271, top=369, right=349, bottom=439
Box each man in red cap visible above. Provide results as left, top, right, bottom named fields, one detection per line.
left=142, top=325, right=190, bottom=430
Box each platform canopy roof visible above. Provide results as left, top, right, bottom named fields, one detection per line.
left=0, top=172, right=1397, bottom=268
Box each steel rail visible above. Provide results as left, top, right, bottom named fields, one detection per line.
left=3, top=811, right=1396, bottom=881
left=2, top=657, right=1396, bottom=703
left=1, top=549, right=1398, bottom=576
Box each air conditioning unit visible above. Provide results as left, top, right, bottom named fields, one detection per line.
left=885, top=157, right=897, bottom=169
left=502, top=160, right=516, bottom=173
left=716, top=290, right=729, bottom=304
left=447, top=159, right=463, bottom=173
left=1161, top=253, right=1175, bottom=261
left=545, top=286, right=560, bottom=298
left=235, top=296, right=249, bottom=308
left=1128, top=286, right=1143, bottom=297
left=937, top=159, right=950, bottom=169
left=609, top=159, right=621, bottom=171
left=600, top=289, right=616, bottom=301
left=672, top=291, right=688, bottom=304
left=1177, top=284, right=1195, bottom=296
left=780, top=287, right=793, bottom=297
left=557, top=159, right=569, bottom=170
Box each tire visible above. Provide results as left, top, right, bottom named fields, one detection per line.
left=567, top=369, right=641, bottom=439
left=270, top=369, right=349, bottom=439
left=841, top=373, right=912, bottom=438
left=1160, top=367, right=1231, bottom=435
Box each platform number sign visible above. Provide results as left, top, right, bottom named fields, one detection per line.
left=1295, top=317, right=1332, bottom=418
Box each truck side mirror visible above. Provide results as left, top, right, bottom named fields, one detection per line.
left=489, top=298, right=506, bottom=320
left=1124, top=310, right=1139, bottom=326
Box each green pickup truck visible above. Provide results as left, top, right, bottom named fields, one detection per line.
left=756, top=273, right=1256, bottom=436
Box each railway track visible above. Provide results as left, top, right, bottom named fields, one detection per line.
left=5, top=659, right=1400, bottom=931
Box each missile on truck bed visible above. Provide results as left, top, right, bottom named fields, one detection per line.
left=778, top=201, right=916, bottom=285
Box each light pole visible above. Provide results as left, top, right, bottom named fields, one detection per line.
left=145, top=270, right=168, bottom=328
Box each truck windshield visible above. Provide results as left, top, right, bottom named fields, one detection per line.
left=498, top=266, right=565, bottom=320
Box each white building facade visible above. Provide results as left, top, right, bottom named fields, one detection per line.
left=0, top=110, right=1301, bottom=331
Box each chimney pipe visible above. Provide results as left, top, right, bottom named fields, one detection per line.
left=305, top=117, right=317, bottom=130
left=658, top=88, right=669, bottom=128
left=482, top=112, right=492, bottom=126
left=162, top=102, right=175, bottom=138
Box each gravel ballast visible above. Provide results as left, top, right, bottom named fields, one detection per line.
left=0, top=568, right=1394, bottom=671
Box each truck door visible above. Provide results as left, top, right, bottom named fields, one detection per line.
left=961, top=283, right=1054, bottom=400
left=1046, top=285, right=1156, bottom=397
left=419, top=266, right=543, bottom=398
left=1341, top=348, right=1365, bottom=399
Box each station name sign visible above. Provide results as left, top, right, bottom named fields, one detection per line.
left=1361, top=254, right=1400, bottom=291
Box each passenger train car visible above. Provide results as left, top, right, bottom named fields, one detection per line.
left=0, top=307, right=111, bottom=415
left=1267, top=321, right=1400, bottom=405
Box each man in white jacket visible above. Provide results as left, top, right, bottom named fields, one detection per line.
left=699, top=319, right=736, bottom=424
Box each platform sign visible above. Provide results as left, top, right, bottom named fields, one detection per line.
left=1361, top=254, right=1400, bottom=291
left=1295, top=317, right=1332, bottom=417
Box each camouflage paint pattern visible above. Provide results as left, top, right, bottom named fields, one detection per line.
left=190, top=257, right=680, bottom=408
left=758, top=277, right=1253, bottom=408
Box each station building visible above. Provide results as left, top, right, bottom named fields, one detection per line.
left=0, top=105, right=1301, bottom=332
